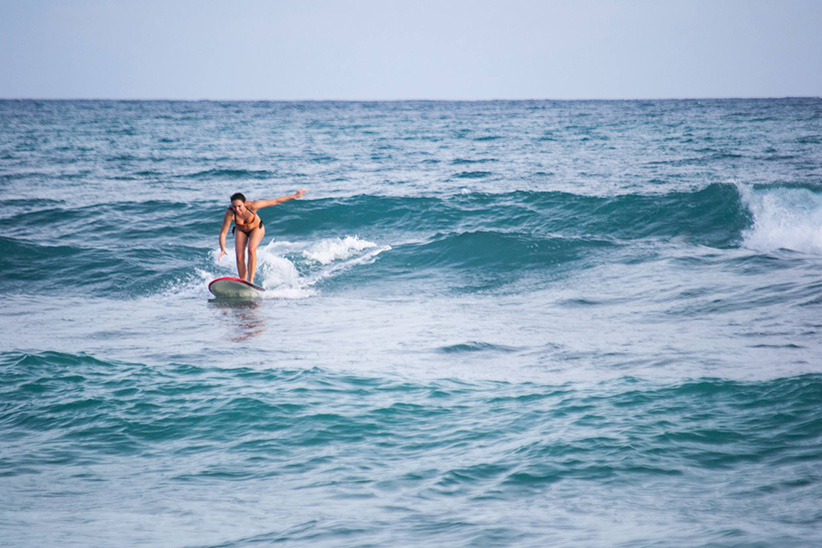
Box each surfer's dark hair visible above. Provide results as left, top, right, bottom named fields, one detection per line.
left=230, top=193, right=246, bottom=202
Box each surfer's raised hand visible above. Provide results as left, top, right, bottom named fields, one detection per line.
left=294, top=189, right=307, bottom=198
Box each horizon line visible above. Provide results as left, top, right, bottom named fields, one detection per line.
left=0, top=95, right=819, bottom=102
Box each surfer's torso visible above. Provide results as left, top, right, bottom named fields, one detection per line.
left=231, top=205, right=262, bottom=233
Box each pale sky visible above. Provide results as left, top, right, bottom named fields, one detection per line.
left=1, top=0, right=820, bottom=100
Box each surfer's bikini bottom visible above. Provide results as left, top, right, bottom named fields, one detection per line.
left=233, top=220, right=264, bottom=237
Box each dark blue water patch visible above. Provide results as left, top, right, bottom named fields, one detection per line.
left=186, top=169, right=276, bottom=180
left=307, top=154, right=337, bottom=164
left=576, top=183, right=750, bottom=247
left=394, top=230, right=616, bottom=272
left=761, top=153, right=800, bottom=162
left=272, top=195, right=453, bottom=236
left=1, top=200, right=210, bottom=245
left=796, top=135, right=822, bottom=145
left=330, top=232, right=619, bottom=295
left=453, top=171, right=494, bottom=179
left=437, top=342, right=521, bottom=354
left=131, top=169, right=167, bottom=178
left=2, top=204, right=97, bottom=237
left=0, top=234, right=207, bottom=297
left=556, top=297, right=622, bottom=307
left=749, top=181, right=822, bottom=193
left=0, top=236, right=82, bottom=286
left=450, top=158, right=498, bottom=165
left=0, top=197, right=67, bottom=212
left=281, top=184, right=751, bottom=246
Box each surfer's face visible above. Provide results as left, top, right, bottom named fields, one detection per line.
left=231, top=200, right=246, bottom=214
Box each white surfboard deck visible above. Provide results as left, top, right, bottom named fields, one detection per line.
left=208, top=277, right=265, bottom=298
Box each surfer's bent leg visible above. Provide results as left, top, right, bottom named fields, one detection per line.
left=234, top=230, right=249, bottom=281
left=246, top=227, right=265, bottom=284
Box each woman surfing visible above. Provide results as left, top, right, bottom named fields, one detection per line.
left=218, top=189, right=306, bottom=284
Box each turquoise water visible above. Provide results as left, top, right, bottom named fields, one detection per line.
left=1, top=99, right=822, bottom=547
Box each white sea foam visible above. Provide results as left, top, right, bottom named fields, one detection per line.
left=302, top=235, right=377, bottom=265
left=257, top=253, right=314, bottom=299
left=153, top=268, right=215, bottom=300
left=739, top=184, right=822, bottom=255
left=253, top=235, right=389, bottom=298
left=164, top=236, right=388, bottom=300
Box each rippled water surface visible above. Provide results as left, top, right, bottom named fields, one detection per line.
left=1, top=99, right=822, bottom=547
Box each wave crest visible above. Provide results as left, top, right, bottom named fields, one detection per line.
left=740, top=184, right=822, bottom=255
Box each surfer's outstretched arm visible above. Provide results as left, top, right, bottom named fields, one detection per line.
left=218, top=208, right=233, bottom=261
left=250, top=189, right=307, bottom=210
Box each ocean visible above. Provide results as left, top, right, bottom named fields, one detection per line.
left=1, top=99, right=821, bottom=547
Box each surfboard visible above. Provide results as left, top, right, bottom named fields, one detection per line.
left=208, top=277, right=265, bottom=298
